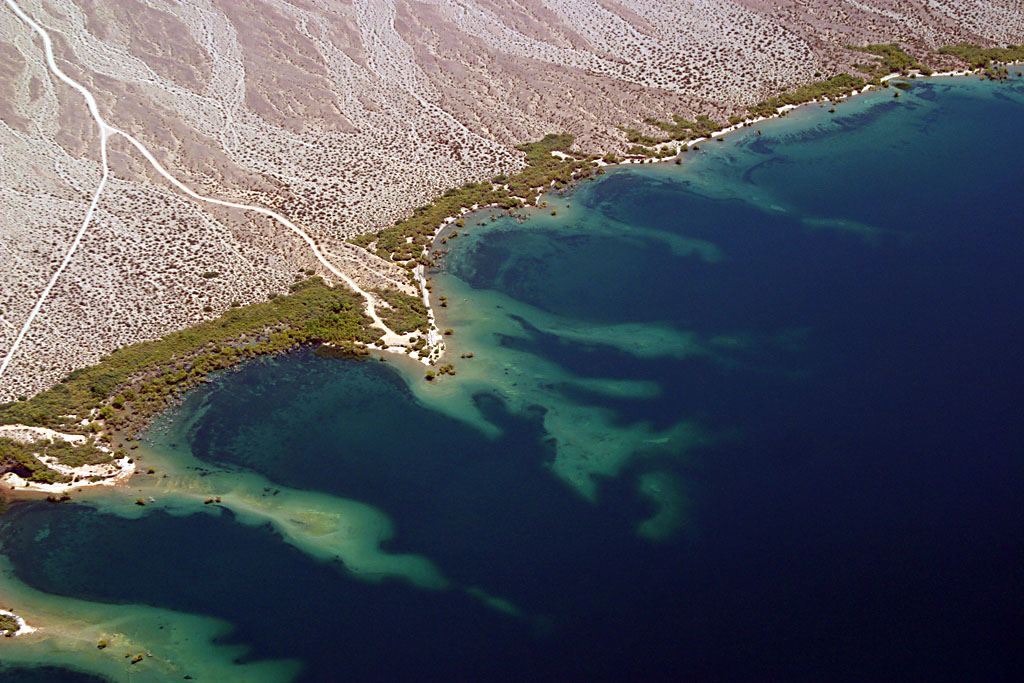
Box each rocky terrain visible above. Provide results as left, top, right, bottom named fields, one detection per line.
left=1, top=0, right=1021, bottom=401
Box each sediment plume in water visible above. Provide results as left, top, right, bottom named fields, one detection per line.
left=0, top=553, right=301, bottom=682
left=411, top=253, right=715, bottom=502
left=0, top=401, right=532, bottom=678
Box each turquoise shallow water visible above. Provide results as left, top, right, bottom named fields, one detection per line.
left=2, top=72, right=1023, bottom=680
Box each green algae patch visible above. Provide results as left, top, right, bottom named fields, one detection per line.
left=636, top=472, right=692, bottom=542
left=464, top=587, right=523, bottom=619
left=0, top=278, right=381, bottom=442
left=70, top=393, right=454, bottom=594
left=405, top=273, right=717, bottom=502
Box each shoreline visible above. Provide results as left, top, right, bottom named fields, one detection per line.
left=417, top=63, right=1021, bottom=380
left=3, top=66, right=1017, bottom=492
left=1, top=60, right=1021, bottom=679
left=399, top=63, right=1024, bottom=385
left=417, top=65, right=1014, bottom=348
left=602, top=67, right=990, bottom=165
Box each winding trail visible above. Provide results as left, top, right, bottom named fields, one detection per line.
left=0, top=0, right=417, bottom=383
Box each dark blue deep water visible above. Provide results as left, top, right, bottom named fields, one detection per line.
left=2, top=76, right=1022, bottom=681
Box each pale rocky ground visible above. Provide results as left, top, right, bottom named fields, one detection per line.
left=1, top=0, right=1021, bottom=401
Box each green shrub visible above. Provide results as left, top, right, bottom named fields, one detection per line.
left=349, top=134, right=596, bottom=265
left=848, top=43, right=930, bottom=75
left=643, top=113, right=722, bottom=140
left=0, top=613, right=19, bottom=636
left=747, top=73, right=866, bottom=118
left=939, top=43, right=1024, bottom=69
left=0, top=279, right=381, bottom=437
left=373, top=288, right=429, bottom=335
left=0, top=438, right=74, bottom=483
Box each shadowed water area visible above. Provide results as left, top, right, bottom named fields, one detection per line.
left=2, top=73, right=1023, bottom=680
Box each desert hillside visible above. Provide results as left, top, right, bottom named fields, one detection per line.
left=1, top=0, right=1021, bottom=400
